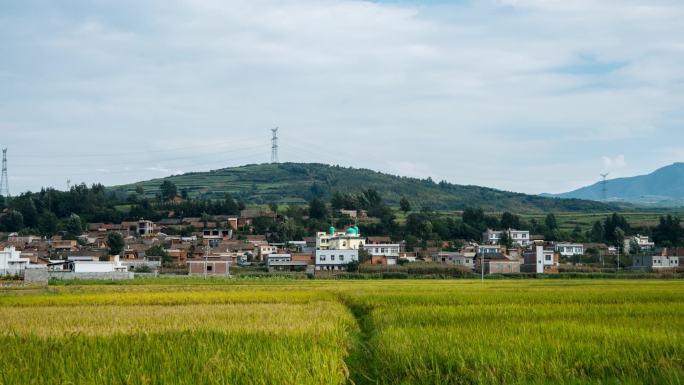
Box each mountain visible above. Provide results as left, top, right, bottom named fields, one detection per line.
left=112, top=162, right=621, bottom=212
left=548, top=162, right=684, bottom=207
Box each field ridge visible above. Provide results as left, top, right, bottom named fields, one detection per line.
left=337, top=293, right=378, bottom=385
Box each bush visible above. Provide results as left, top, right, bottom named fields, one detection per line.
left=382, top=272, right=408, bottom=279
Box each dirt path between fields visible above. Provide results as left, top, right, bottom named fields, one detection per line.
left=337, top=294, right=378, bottom=385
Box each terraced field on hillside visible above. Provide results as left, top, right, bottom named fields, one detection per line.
left=1, top=280, right=682, bottom=384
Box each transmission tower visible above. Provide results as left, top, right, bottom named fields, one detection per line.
left=600, top=173, right=609, bottom=201
left=271, top=127, right=279, bottom=164
left=0, top=148, right=9, bottom=197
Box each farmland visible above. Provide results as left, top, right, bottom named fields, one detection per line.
left=1, top=280, right=682, bottom=385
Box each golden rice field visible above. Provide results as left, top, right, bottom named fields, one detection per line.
left=0, top=280, right=682, bottom=385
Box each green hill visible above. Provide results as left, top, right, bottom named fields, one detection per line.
left=112, top=162, right=620, bottom=212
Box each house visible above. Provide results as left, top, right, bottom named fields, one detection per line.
left=339, top=209, right=358, bottom=219
left=49, top=255, right=128, bottom=273
left=623, top=234, right=655, bottom=254
left=433, top=252, right=475, bottom=269
left=632, top=250, right=680, bottom=270
left=315, top=249, right=359, bottom=271
left=266, top=254, right=309, bottom=272
left=478, top=245, right=502, bottom=255
left=257, top=245, right=278, bottom=261
left=478, top=253, right=521, bottom=275
left=555, top=243, right=585, bottom=257
left=316, top=226, right=365, bottom=250
left=482, top=229, right=530, bottom=247
left=364, top=243, right=401, bottom=265
left=0, top=246, right=31, bottom=276
left=202, top=229, right=233, bottom=247
left=7, top=234, right=40, bottom=247
left=187, top=256, right=231, bottom=276
left=522, top=246, right=559, bottom=274
left=315, top=227, right=366, bottom=272
left=51, top=240, right=78, bottom=252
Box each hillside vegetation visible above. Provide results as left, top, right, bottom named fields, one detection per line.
left=113, top=163, right=619, bottom=212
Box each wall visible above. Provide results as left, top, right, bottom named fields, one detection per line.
left=48, top=271, right=135, bottom=281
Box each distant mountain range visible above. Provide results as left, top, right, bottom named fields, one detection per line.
left=112, top=162, right=620, bottom=212
left=545, top=162, right=684, bottom=207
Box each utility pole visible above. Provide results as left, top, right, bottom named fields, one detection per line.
left=616, top=245, right=620, bottom=272
left=480, top=248, right=484, bottom=282
left=204, top=244, right=211, bottom=279
left=0, top=148, right=10, bottom=197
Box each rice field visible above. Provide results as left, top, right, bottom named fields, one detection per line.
left=0, top=280, right=682, bottom=385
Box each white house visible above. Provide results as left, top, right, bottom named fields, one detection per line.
left=523, top=246, right=559, bottom=274
left=364, top=243, right=401, bottom=265
left=555, top=243, right=585, bottom=257
left=624, top=235, right=655, bottom=254
left=51, top=255, right=127, bottom=273
left=482, top=229, right=530, bottom=247
left=632, top=255, right=679, bottom=270
left=0, top=246, right=31, bottom=276
left=315, top=249, right=359, bottom=271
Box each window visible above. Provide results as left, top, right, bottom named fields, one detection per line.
left=339, top=255, right=345, bottom=261
left=331, top=255, right=335, bottom=261
left=320, top=255, right=326, bottom=261
left=545, top=255, right=551, bottom=261
left=207, top=265, right=213, bottom=271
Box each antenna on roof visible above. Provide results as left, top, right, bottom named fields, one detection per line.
left=271, top=127, right=279, bottom=164
left=600, top=173, right=609, bottom=201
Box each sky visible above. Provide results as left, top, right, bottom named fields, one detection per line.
left=1, top=0, right=683, bottom=195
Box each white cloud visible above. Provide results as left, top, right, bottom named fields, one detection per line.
left=602, top=155, right=627, bottom=170
left=1, top=0, right=683, bottom=194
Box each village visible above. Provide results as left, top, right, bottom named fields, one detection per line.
left=1, top=206, right=682, bottom=284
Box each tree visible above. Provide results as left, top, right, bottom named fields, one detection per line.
left=400, top=197, right=412, bottom=213
left=159, top=181, right=177, bottom=202
left=223, top=193, right=240, bottom=215
left=135, top=186, right=145, bottom=195
left=12, top=196, right=38, bottom=228
left=545, top=213, right=558, bottom=231
left=62, top=214, right=83, bottom=239
left=269, top=202, right=279, bottom=214
left=308, top=198, right=328, bottom=220
left=107, top=232, right=125, bottom=256
left=500, top=212, right=521, bottom=230
left=499, top=231, right=513, bottom=248
left=0, top=210, right=24, bottom=232
left=652, top=215, right=683, bottom=247
left=37, top=212, right=59, bottom=236
left=604, top=213, right=630, bottom=245
left=613, top=227, right=626, bottom=249
left=146, top=244, right=172, bottom=266
left=589, top=220, right=605, bottom=242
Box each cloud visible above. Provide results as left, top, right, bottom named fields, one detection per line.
left=602, top=155, right=627, bottom=170
left=1, top=0, right=683, bottom=194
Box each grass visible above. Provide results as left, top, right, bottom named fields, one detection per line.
left=1, top=280, right=682, bottom=384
